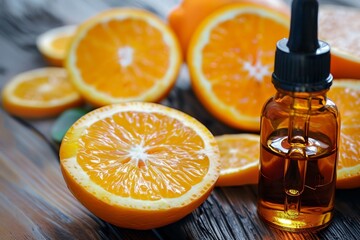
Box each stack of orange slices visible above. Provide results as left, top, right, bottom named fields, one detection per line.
left=3, top=8, right=183, bottom=117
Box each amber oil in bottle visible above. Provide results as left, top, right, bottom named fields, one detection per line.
left=257, top=0, right=340, bottom=231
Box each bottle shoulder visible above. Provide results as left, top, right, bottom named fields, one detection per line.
left=261, top=95, right=340, bottom=117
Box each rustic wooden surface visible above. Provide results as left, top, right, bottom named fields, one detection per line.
left=1, top=0, right=360, bottom=239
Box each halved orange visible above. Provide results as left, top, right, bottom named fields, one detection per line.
left=59, top=102, right=220, bottom=229
left=187, top=3, right=289, bottom=131
left=319, top=6, right=360, bottom=79
left=215, top=134, right=259, bottom=186
left=66, top=8, right=182, bottom=107
left=168, top=0, right=290, bottom=58
left=328, top=80, right=360, bottom=189
left=1, top=67, right=83, bottom=118
left=37, top=25, right=76, bottom=66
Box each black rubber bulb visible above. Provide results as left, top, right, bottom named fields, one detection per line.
left=287, top=0, right=320, bottom=53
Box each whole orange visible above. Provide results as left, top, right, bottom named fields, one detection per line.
left=168, top=0, right=290, bottom=59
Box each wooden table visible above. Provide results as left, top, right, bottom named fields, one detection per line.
left=1, top=0, right=359, bottom=239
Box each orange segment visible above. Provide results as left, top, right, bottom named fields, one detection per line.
left=1, top=68, right=83, bottom=118
left=37, top=25, right=76, bottom=66
left=327, top=80, right=360, bottom=189
left=60, top=102, right=220, bottom=229
left=319, top=6, right=360, bottom=79
left=215, top=134, right=260, bottom=186
left=66, top=8, right=182, bottom=107
left=187, top=3, right=289, bottom=131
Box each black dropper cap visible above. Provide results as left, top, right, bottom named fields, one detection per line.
left=272, top=0, right=332, bottom=92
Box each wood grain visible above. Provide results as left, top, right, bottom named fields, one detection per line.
left=1, top=0, right=360, bottom=239
left=0, top=108, right=161, bottom=239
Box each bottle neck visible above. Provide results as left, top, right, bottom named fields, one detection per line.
left=275, top=87, right=329, bottom=111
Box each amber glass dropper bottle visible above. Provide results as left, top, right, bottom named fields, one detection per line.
left=257, top=0, right=340, bottom=232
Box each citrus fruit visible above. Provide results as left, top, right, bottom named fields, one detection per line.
left=168, top=0, right=289, bottom=58
left=328, top=80, right=360, bottom=189
left=215, top=134, right=259, bottom=186
left=37, top=25, right=76, bottom=66
left=1, top=67, right=83, bottom=118
left=187, top=3, right=289, bottom=131
left=319, top=6, right=360, bottom=79
left=59, top=102, right=220, bottom=229
left=66, top=8, right=182, bottom=107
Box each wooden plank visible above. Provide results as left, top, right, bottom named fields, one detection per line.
left=1, top=0, right=360, bottom=239
left=158, top=186, right=360, bottom=239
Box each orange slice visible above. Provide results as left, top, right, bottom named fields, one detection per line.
left=215, top=134, right=259, bottom=186
left=187, top=3, right=289, bottom=131
left=168, top=0, right=289, bottom=58
left=37, top=25, right=76, bottom=66
left=328, top=80, right=360, bottom=189
left=1, top=67, right=83, bottom=118
left=66, top=8, right=182, bottom=107
left=319, top=6, right=360, bottom=79
left=59, top=102, right=220, bottom=229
